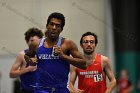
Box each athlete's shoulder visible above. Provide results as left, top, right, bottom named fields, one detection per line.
left=38, top=37, right=45, bottom=47
left=63, top=38, right=72, bottom=42
left=101, top=55, right=110, bottom=68
left=18, top=50, right=26, bottom=56
left=15, top=50, right=26, bottom=62
left=63, top=38, right=76, bottom=45
left=61, top=38, right=73, bottom=46
left=101, top=55, right=109, bottom=61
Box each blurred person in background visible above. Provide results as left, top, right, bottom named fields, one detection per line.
left=137, top=77, right=140, bottom=93
left=117, top=69, right=133, bottom=93
left=9, top=27, right=43, bottom=93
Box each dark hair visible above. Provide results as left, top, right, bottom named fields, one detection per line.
left=80, top=31, right=98, bottom=45
left=24, top=27, right=43, bottom=43
left=46, top=12, right=65, bottom=29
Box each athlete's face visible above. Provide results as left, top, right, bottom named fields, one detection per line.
left=81, top=35, right=96, bottom=55
left=27, top=36, right=40, bottom=46
left=120, top=70, right=128, bottom=79
left=46, top=18, right=62, bottom=40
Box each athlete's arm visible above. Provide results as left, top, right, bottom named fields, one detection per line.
left=70, top=65, right=77, bottom=88
left=9, top=51, right=36, bottom=78
left=70, top=65, right=84, bottom=93
left=69, top=82, right=76, bottom=93
left=56, top=39, right=86, bottom=69
left=102, top=56, right=116, bottom=93
left=69, top=65, right=80, bottom=93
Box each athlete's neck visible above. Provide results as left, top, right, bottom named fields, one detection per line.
left=45, top=37, right=59, bottom=48
left=84, top=53, right=96, bottom=66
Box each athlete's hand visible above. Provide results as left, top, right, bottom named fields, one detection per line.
left=53, top=45, right=64, bottom=58
left=70, top=89, right=84, bottom=93
left=26, top=65, right=37, bottom=72
left=76, top=89, right=84, bottom=93
left=24, top=55, right=38, bottom=66
left=71, top=89, right=84, bottom=93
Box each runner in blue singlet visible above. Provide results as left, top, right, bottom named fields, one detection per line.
left=30, top=12, right=87, bottom=93
left=9, top=28, right=43, bottom=93
left=35, top=37, right=70, bottom=93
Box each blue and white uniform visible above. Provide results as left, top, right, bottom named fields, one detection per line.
left=35, top=37, right=70, bottom=93
left=19, top=49, right=37, bottom=93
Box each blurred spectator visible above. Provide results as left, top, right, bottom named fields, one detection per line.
left=117, top=69, right=133, bottom=93
left=137, top=77, right=140, bottom=93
